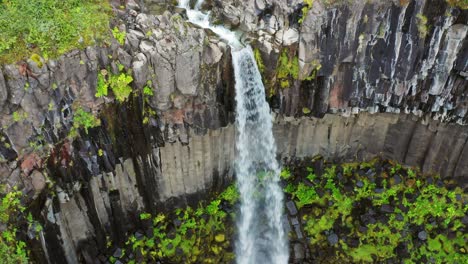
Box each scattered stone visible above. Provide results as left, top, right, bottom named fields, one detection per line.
left=374, top=188, right=384, bottom=194
left=393, top=175, right=402, bottom=185
left=282, top=28, right=299, bottom=46
left=381, top=204, right=393, bottom=213
left=396, top=214, right=404, bottom=221
left=126, top=0, right=140, bottom=11
left=113, top=248, right=123, bottom=258
left=365, top=169, right=375, bottom=177
left=173, top=218, right=182, bottom=227
left=294, top=224, right=303, bottom=239
left=286, top=200, right=298, bottom=215
left=327, top=233, right=338, bottom=245
left=31, top=170, right=46, bottom=195
left=418, top=231, right=427, bottom=241
left=135, top=231, right=144, bottom=240
left=461, top=216, right=468, bottom=225
left=293, top=243, right=305, bottom=261
left=291, top=216, right=299, bottom=226
left=282, top=215, right=291, bottom=234
left=356, top=180, right=364, bottom=188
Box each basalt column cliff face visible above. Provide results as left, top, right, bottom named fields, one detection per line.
left=0, top=0, right=466, bottom=262
left=208, top=0, right=467, bottom=120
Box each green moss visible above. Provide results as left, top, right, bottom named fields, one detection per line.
left=30, top=53, right=43, bottom=68
left=12, top=111, right=27, bottom=122
left=253, top=48, right=265, bottom=75
left=416, top=14, right=428, bottom=39
left=112, top=27, right=126, bottom=45
left=0, top=0, right=112, bottom=64
left=298, top=0, right=314, bottom=24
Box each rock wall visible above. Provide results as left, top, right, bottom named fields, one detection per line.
left=210, top=0, right=467, bottom=122
left=36, top=112, right=467, bottom=262
left=0, top=0, right=466, bottom=263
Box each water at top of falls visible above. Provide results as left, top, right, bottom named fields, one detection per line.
left=178, top=0, right=242, bottom=48
left=178, top=1, right=288, bottom=263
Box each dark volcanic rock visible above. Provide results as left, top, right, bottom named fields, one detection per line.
left=286, top=200, right=298, bottom=216
left=418, top=231, right=428, bottom=241
left=327, top=233, right=339, bottom=245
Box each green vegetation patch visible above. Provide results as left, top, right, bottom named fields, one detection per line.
left=283, top=157, right=468, bottom=263
left=96, top=67, right=134, bottom=103
left=446, top=0, right=468, bottom=9
left=72, top=107, right=101, bottom=134
left=277, top=49, right=300, bottom=89
left=110, top=185, right=239, bottom=263
left=0, top=0, right=112, bottom=64
left=0, top=188, right=41, bottom=264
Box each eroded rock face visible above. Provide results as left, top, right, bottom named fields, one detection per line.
left=209, top=0, right=467, bottom=123
left=35, top=112, right=468, bottom=262
left=0, top=0, right=466, bottom=262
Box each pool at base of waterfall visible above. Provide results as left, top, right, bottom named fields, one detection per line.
left=102, top=156, right=468, bottom=263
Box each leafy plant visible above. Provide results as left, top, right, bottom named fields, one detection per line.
left=219, top=185, right=239, bottom=205
left=293, top=183, right=318, bottom=209
left=140, top=213, right=152, bottom=220
left=253, top=48, right=265, bottom=75
left=108, top=73, right=133, bottom=102
left=112, top=27, right=126, bottom=45
left=95, top=70, right=109, bottom=97
left=280, top=168, right=292, bottom=180
left=73, top=108, right=100, bottom=134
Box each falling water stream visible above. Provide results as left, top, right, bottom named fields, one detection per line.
left=178, top=1, right=288, bottom=263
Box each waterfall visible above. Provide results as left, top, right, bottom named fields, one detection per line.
left=232, top=47, right=288, bottom=264
left=179, top=1, right=288, bottom=263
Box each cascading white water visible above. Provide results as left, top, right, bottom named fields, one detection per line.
left=232, top=47, right=288, bottom=264
left=178, top=1, right=288, bottom=263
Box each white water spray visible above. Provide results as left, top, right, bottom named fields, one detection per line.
left=178, top=1, right=288, bottom=263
